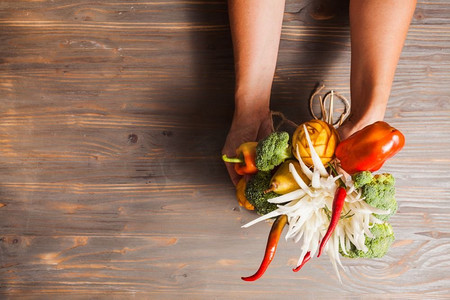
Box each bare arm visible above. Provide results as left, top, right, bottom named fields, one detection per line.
left=224, top=0, right=416, bottom=184
left=339, top=0, right=416, bottom=138
left=223, top=0, right=286, bottom=185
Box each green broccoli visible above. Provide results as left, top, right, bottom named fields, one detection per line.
left=255, top=131, right=292, bottom=172
left=353, top=171, right=397, bottom=221
left=352, top=171, right=374, bottom=189
left=245, top=171, right=278, bottom=215
left=341, top=223, right=395, bottom=258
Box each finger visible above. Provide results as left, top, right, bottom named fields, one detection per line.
left=231, top=173, right=241, bottom=186
left=224, top=161, right=241, bottom=186
left=337, top=123, right=353, bottom=141
left=257, top=114, right=274, bottom=140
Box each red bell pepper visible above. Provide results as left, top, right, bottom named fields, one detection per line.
left=335, top=121, right=405, bottom=174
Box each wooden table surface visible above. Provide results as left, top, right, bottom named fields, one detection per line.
left=1, top=0, right=449, bottom=299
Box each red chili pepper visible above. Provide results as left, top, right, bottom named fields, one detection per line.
left=242, top=215, right=288, bottom=281
left=317, top=186, right=347, bottom=257
left=335, top=121, right=405, bottom=174
left=222, top=142, right=258, bottom=175
left=292, top=251, right=311, bottom=272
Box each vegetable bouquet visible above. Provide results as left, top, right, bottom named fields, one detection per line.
left=223, top=113, right=405, bottom=282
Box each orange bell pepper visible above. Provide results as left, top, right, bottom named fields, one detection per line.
left=335, top=121, right=405, bottom=174
left=222, top=142, right=258, bottom=175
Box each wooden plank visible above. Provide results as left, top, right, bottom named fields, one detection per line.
left=0, top=0, right=449, bottom=298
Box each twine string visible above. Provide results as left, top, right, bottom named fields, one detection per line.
left=271, top=84, right=351, bottom=130
left=310, top=84, right=351, bottom=128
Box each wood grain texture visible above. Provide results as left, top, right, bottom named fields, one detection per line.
left=0, top=0, right=449, bottom=298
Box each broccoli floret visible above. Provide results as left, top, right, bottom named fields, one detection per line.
left=341, top=223, right=395, bottom=258
left=352, top=171, right=374, bottom=189
left=245, top=171, right=278, bottom=215
left=255, top=131, right=292, bottom=172
left=353, top=171, right=397, bottom=221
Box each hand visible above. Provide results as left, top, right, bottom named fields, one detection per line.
left=337, top=116, right=382, bottom=141
left=222, top=109, right=273, bottom=186
left=337, top=119, right=359, bottom=141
